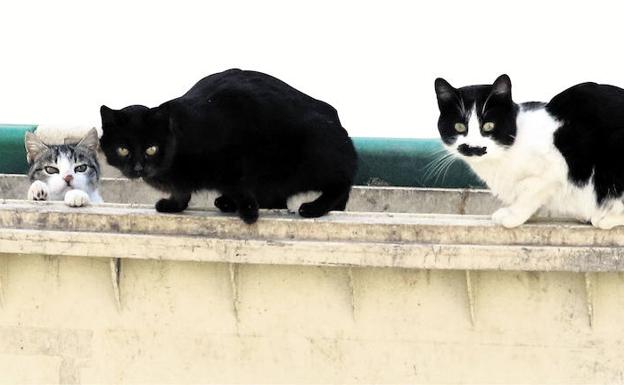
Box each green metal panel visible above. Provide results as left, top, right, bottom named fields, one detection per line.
left=0, top=126, right=483, bottom=188
left=352, top=137, right=484, bottom=188
left=0, top=124, right=37, bottom=175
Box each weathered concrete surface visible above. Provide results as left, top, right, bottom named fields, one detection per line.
left=2, top=177, right=624, bottom=383
left=0, top=200, right=621, bottom=272
left=0, top=173, right=499, bottom=214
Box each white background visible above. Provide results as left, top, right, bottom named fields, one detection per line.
left=1, top=0, right=623, bottom=138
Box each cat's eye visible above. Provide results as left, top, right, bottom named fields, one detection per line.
left=44, top=166, right=59, bottom=174
left=454, top=123, right=467, bottom=133
left=117, top=147, right=129, bottom=157
left=482, top=122, right=495, bottom=132
left=74, top=164, right=88, bottom=173
left=145, top=146, right=159, bottom=156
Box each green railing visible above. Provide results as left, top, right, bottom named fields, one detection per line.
left=352, top=137, right=483, bottom=188
left=0, top=124, right=37, bottom=174
left=0, top=125, right=483, bottom=188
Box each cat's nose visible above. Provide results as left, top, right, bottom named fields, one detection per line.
left=63, top=175, right=73, bottom=184
left=134, top=164, right=143, bottom=172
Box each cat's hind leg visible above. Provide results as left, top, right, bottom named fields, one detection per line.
left=332, top=192, right=350, bottom=211
left=298, top=184, right=351, bottom=218
left=286, top=191, right=321, bottom=213
left=156, top=191, right=192, bottom=213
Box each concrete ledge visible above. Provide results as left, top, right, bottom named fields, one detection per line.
left=0, top=174, right=497, bottom=214
left=0, top=200, right=621, bottom=272
left=3, top=178, right=624, bottom=383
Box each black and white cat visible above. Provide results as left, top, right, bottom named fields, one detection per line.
left=435, top=74, right=624, bottom=229
left=25, top=129, right=103, bottom=207
left=100, top=69, right=357, bottom=224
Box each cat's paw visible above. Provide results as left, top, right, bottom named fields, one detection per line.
left=491, top=207, right=527, bottom=228
left=238, top=201, right=259, bottom=224
left=298, top=201, right=329, bottom=218
left=591, top=215, right=624, bottom=230
left=214, top=195, right=237, bottom=213
left=287, top=191, right=322, bottom=214
left=155, top=198, right=186, bottom=213
left=27, top=181, right=49, bottom=201
left=64, top=189, right=90, bottom=207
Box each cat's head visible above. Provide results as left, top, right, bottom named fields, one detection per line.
left=99, top=104, right=175, bottom=179
left=434, top=74, right=518, bottom=162
left=25, top=128, right=101, bottom=195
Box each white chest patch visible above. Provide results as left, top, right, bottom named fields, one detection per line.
left=458, top=107, right=609, bottom=223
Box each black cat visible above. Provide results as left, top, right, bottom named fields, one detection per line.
left=100, top=69, right=357, bottom=224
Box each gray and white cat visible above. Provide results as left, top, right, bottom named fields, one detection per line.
left=25, top=128, right=103, bottom=207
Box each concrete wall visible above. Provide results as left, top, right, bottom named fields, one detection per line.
left=1, top=256, right=624, bottom=384
left=1, top=176, right=623, bottom=384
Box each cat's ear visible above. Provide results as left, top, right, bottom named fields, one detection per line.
left=434, top=78, right=457, bottom=104
left=491, top=74, right=512, bottom=98
left=24, top=132, right=49, bottom=164
left=76, top=128, right=100, bottom=153
left=100, top=105, right=117, bottom=126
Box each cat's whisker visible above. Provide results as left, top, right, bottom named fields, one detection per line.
left=430, top=155, right=455, bottom=182
left=422, top=153, right=450, bottom=180
left=431, top=155, right=455, bottom=185
left=422, top=152, right=455, bottom=184
left=440, top=155, right=457, bottom=184
left=422, top=150, right=453, bottom=170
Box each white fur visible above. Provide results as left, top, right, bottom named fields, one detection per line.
left=27, top=180, right=49, bottom=201
left=27, top=151, right=102, bottom=207
left=47, top=153, right=93, bottom=200
left=27, top=180, right=98, bottom=208
left=447, top=105, right=622, bottom=228
left=64, top=189, right=91, bottom=207
left=286, top=191, right=322, bottom=213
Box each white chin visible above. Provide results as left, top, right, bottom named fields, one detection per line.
left=463, top=154, right=488, bottom=162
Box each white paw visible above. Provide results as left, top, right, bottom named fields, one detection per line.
left=591, top=216, right=624, bottom=230
left=491, top=207, right=527, bottom=228
left=286, top=191, right=322, bottom=213
left=27, top=181, right=49, bottom=201
left=64, top=189, right=91, bottom=207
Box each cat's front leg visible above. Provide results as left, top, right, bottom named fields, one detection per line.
left=491, top=207, right=532, bottom=228
left=156, top=191, right=192, bottom=213
left=491, top=178, right=557, bottom=228
left=237, top=196, right=259, bottom=224
left=225, top=190, right=259, bottom=224
left=27, top=180, right=49, bottom=201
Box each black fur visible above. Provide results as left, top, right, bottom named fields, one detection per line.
left=100, top=69, right=357, bottom=224
left=548, top=82, right=624, bottom=204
